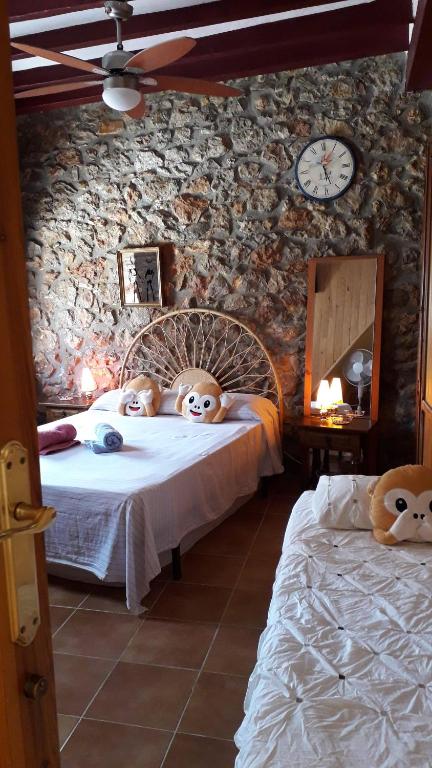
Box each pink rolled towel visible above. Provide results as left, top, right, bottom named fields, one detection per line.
left=38, top=424, right=80, bottom=455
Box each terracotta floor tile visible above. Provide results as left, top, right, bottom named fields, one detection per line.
left=237, top=554, right=280, bottom=591
left=53, top=609, right=140, bottom=659
left=48, top=577, right=90, bottom=608
left=238, top=493, right=268, bottom=515
left=57, top=714, right=79, bottom=749
left=267, top=494, right=297, bottom=516
left=204, top=625, right=261, bottom=677
left=163, top=733, right=238, bottom=768
left=179, top=672, right=247, bottom=740
left=60, top=718, right=171, bottom=768
left=50, top=606, right=73, bottom=635
left=80, top=586, right=129, bottom=614
left=221, top=585, right=272, bottom=628
left=248, top=514, right=287, bottom=558
left=142, top=580, right=167, bottom=609
left=88, top=661, right=196, bottom=730
left=54, top=653, right=114, bottom=716
left=180, top=553, right=244, bottom=588
left=269, top=472, right=302, bottom=495
left=122, top=619, right=216, bottom=669
left=149, top=583, right=231, bottom=623
left=191, top=513, right=262, bottom=557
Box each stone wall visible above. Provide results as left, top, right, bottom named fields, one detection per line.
left=17, top=53, right=432, bottom=463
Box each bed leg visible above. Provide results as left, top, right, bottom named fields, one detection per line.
left=171, top=545, right=182, bottom=580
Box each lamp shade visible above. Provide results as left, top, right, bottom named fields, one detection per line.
left=102, top=87, right=141, bottom=111
left=316, top=379, right=331, bottom=410
left=80, top=366, right=97, bottom=395
left=329, top=377, right=343, bottom=404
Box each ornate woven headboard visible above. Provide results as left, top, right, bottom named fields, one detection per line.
left=120, top=309, right=283, bottom=431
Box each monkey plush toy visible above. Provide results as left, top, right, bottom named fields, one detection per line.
left=175, top=382, right=234, bottom=424
left=118, top=374, right=161, bottom=417
left=368, top=465, right=432, bottom=545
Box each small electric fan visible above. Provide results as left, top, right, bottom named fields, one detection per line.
left=342, top=349, right=373, bottom=416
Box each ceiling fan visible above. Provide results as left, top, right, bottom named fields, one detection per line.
left=11, top=0, right=242, bottom=117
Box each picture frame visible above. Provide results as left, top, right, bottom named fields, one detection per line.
left=117, top=247, right=163, bottom=307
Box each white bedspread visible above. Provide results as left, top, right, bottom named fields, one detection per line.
left=40, top=411, right=282, bottom=613
left=235, top=491, right=432, bottom=768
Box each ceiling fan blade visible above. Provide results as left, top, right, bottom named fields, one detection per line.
left=123, top=96, right=147, bottom=119
left=126, top=37, right=196, bottom=74
left=11, top=41, right=107, bottom=76
left=15, top=80, right=102, bottom=99
left=148, top=75, right=242, bottom=98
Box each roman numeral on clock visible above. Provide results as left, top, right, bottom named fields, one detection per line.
left=340, top=174, right=349, bottom=180
left=304, top=179, right=311, bottom=188
left=313, top=186, right=318, bottom=194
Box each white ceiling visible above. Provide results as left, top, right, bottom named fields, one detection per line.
left=11, top=0, right=376, bottom=73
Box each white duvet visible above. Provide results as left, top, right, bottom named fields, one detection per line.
left=235, top=491, right=432, bottom=768
left=40, top=409, right=282, bottom=612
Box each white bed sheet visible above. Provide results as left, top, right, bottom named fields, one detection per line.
left=235, top=491, right=432, bottom=768
left=40, top=411, right=282, bottom=613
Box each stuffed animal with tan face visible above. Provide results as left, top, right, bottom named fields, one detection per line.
left=175, top=381, right=234, bottom=424
left=118, top=375, right=161, bottom=417
left=368, top=465, right=432, bottom=545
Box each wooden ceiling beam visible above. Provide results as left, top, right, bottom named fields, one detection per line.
left=12, top=0, right=412, bottom=90
left=406, top=0, right=432, bottom=91
left=8, top=0, right=345, bottom=24
left=14, top=15, right=409, bottom=113
left=9, top=0, right=101, bottom=22
left=9, top=1, right=356, bottom=57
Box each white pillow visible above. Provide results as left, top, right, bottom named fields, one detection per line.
left=160, top=389, right=278, bottom=421
left=89, top=389, right=122, bottom=411
left=158, top=389, right=178, bottom=415
left=90, top=388, right=278, bottom=422
left=225, top=392, right=278, bottom=422
left=90, top=387, right=179, bottom=415
left=312, top=474, right=379, bottom=530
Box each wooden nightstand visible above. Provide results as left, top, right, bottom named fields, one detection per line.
left=38, top=396, right=94, bottom=424
left=286, top=415, right=379, bottom=489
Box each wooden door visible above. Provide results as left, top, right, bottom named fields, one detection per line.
left=418, top=143, right=432, bottom=470
left=0, top=9, right=60, bottom=768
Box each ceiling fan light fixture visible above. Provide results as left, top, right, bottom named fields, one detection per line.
left=102, top=74, right=140, bottom=111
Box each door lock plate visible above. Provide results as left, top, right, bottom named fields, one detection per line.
left=0, top=441, right=56, bottom=646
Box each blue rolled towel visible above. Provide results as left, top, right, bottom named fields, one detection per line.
left=84, top=423, right=123, bottom=454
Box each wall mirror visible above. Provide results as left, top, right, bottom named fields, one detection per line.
left=304, top=255, right=384, bottom=421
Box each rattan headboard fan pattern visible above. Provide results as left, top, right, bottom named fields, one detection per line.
left=120, top=309, right=283, bottom=431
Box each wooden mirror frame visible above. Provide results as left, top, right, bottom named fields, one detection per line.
left=304, top=254, right=385, bottom=421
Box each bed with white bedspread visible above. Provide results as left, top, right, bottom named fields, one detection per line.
left=235, top=490, right=432, bottom=767
left=39, top=310, right=284, bottom=613
left=41, top=404, right=281, bottom=613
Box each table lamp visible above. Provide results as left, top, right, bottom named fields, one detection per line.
left=316, top=379, right=331, bottom=416
left=80, top=366, right=97, bottom=399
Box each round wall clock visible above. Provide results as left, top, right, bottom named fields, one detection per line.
left=295, top=136, right=356, bottom=202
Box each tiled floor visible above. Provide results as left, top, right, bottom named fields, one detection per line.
left=50, top=473, right=300, bottom=768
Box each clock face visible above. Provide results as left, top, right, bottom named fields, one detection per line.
left=295, top=136, right=356, bottom=201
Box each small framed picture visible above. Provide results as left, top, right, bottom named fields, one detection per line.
left=117, top=247, right=163, bottom=307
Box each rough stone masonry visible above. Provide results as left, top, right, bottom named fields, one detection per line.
left=17, top=52, right=432, bottom=464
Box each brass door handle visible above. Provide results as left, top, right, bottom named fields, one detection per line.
left=0, top=502, right=56, bottom=542
left=0, top=441, right=57, bottom=645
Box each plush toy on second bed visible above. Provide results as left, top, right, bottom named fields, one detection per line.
left=175, top=382, right=234, bottom=423
left=118, top=374, right=161, bottom=417
left=368, top=464, right=432, bottom=545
